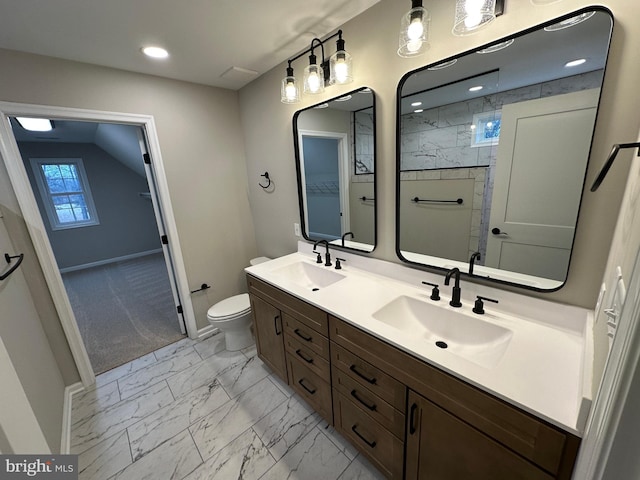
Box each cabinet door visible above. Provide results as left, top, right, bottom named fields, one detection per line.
left=406, top=390, right=554, bottom=480
left=250, top=294, right=287, bottom=381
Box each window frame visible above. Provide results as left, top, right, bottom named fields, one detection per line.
left=470, top=110, right=502, bottom=148
left=29, top=157, right=100, bottom=230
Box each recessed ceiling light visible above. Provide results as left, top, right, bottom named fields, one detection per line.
left=314, top=103, right=329, bottom=109
left=334, top=95, right=353, bottom=102
left=544, top=12, right=595, bottom=31
left=565, top=58, right=587, bottom=68
left=141, top=46, right=169, bottom=59
left=414, top=109, right=424, bottom=113
left=15, top=117, right=53, bottom=132
left=469, top=86, right=483, bottom=92
left=411, top=101, right=422, bottom=107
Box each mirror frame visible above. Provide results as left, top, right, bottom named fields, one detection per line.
left=293, top=86, right=377, bottom=253
left=395, top=6, right=613, bottom=292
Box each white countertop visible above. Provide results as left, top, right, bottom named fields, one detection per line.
left=246, top=243, right=593, bottom=436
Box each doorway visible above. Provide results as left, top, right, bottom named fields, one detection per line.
left=0, top=103, right=197, bottom=386
left=298, top=130, right=350, bottom=241
left=10, top=118, right=185, bottom=374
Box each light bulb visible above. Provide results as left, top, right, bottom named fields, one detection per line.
left=285, top=83, right=297, bottom=100
left=334, top=60, right=349, bottom=84
left=307, top=72, right=321, bottom=93
left=407, top=17, right=424, bottom=40
left=465, top=13, right=482, bottom=28
left=465, top=0, right=484, bottom=13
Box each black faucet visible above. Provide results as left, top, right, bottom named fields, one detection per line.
left=313, top=239, right=332, bottom=267
left=469, top=252, right=481, bottom=275
left=444, top=268, right=462, bottom=308
left=341, top=232, right=354, bottom=247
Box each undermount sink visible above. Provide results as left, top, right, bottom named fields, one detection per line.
left=372, top=296, right=513, bottom=369
left=272, top=261, right=345, bottom=290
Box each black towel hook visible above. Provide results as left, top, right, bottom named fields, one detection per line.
left=259, top=172, right=272, bottom=189
left=591, top=142, right=640, bottom=191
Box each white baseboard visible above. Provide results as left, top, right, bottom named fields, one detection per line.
left=60, top=382, right=84, bottom=454
left=196, top=325, right=220, bottom=340
left=59, top=249, right=163, bottom=274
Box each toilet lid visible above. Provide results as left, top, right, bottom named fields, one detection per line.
left=207, top=293, right=251, bottom=319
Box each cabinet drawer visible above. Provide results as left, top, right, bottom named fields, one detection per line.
left=285, top=333, right=330, bottom=381
left=333, top=390, right=404, bottom=480
left=330, top=315, right=575, bottom=476
left=332, top=365, right=405, bottom=439
left=247, top=275, right=328, bottom=335
left=283, top=313, right=330, bottom=359
left=331, top=342, right=405, bottom=411
left=287, top=355, right=333, bottom=424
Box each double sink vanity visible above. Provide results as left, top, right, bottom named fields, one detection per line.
left=245, top=242, right=593, bottom=479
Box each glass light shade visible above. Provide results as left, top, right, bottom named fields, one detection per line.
left=303, top=63, right=325, bottom=94
left=452, top=0, right=497, bottom=36
left=329, top=50, right=353, bottom=85
left=281, top=76, right=300, bottom=103
left=398, top=7, right=430, bottom=57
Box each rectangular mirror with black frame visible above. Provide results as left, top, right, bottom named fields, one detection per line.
left=396, top=7, right=613, bottom=291
left=294, top=86, right=376, bottom=253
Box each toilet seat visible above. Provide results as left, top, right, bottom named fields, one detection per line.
left=207, top=293, right=251, bottom=321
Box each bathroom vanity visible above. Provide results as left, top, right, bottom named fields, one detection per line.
left=246, top=246, right=592, bottom=479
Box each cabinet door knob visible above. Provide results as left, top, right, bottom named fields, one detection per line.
left=409, top=403, right=418, bottom=434
left=273, top=315, right=281, bottom=335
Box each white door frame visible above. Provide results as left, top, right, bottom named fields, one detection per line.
left=0, top=335, right=50, bottom=454
left=298, top=129, right=350, bottom=236
left=0, top=102, right=197, bottom=387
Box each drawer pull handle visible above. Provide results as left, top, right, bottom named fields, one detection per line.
left=350, top=364, right=377, bottom=385
left=351, top=390, right=376, bottom=411
left=409, top=403, right=418, bottom=435
left=274, top=315, right=281, bottom=335
left=351, top=425, right=376, bottom=448
left=298, top=378, right=316, bottom=395
left=295, top=349, right=314, bottom=364
left=294, top=328, right=313, bottom=342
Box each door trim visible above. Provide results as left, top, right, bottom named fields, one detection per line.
left=0, top=102, right=197, bottom=386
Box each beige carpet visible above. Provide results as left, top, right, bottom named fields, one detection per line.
left=62, top=253, right=185, bottom=374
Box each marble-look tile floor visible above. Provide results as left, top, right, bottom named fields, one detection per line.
left=71, top=333, right=386, bottom=480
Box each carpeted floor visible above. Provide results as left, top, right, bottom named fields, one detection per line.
left=62, top=253, right=185, bottom=375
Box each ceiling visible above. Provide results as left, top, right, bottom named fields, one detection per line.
left=0, top=0, right=380, bottom=90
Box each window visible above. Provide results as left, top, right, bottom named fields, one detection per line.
left=30, top=158, right=99, bottom=230
left=470, top=111, right=502, bottom=148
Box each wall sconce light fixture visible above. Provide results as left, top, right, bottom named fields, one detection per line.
left=398, top=0, right=430, bottom=57
left=452, top=0, right=505, bottom=36
left=280, top=30, right=353, bottom=104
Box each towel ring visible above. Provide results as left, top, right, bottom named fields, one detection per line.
left=259, top=172, right=272, bottom=189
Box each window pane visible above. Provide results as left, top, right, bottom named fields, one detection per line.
left=42, top=164, right=61, bottom=180
left=47, top=178, right=66, bottom=193
left=63, top=177, right=81, bottom=192
left=69, top=194, right=90, bottom=220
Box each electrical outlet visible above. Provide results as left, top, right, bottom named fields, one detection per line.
left=294, top=223, right=301, bottom=237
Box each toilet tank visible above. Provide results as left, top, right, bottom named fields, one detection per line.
left=249, top=257, right=271, bottom=266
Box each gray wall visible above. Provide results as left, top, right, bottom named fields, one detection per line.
left=239, top=0, right=640, bottom=307
left=19, top=142, right=161, bottom=270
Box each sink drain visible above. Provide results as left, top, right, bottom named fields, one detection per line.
left=435, top=341, right=448, bottom=349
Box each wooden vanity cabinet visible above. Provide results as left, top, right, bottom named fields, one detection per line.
left=248, top=292, right=287, bottom=381
left=247, top=275, right=332, bottom=422
left=247, top=274, right=581, bottom=480
left=329, top=315, right=581, bottom=480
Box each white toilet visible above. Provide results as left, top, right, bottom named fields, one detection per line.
left=206, top=257, right=271, bottom=351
